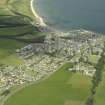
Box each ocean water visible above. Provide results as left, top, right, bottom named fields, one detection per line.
left=33, top=0, right=105, bottom=33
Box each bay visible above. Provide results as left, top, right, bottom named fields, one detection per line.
left=33, top=0, right=105, bottom=33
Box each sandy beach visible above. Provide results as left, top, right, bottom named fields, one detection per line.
left=31, top=0, right=47, bottom=27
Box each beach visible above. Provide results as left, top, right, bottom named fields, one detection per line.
left=31, top=0, right=47, bottom=27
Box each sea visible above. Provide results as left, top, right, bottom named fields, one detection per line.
left=33, top=0, right=105, bottom=33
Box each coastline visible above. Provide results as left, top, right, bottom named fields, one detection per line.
left=30, top=0, right=47, bottom=27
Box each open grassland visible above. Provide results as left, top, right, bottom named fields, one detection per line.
left=88, top=55, right=100, bottom=64
left=0, top=0, right=8, bottom=7
left=0, top=0, right=34, bottom=18
left=0, top=39, right=25, bottom=65
left=0, top=0, right=7, bottom=5
left=4, top=63, right=92, bottom=105
left=8, top=0, right=35, bottom=19
left=0, top=25, right=34, bottom=36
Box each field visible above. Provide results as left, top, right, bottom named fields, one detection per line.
left=4, top=63, right=92, bottom=105
left=0, top=0, right=34, bottom=18
left=0, top=39, right=25, bottom=65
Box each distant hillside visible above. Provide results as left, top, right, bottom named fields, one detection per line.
left=0, top=0, right=46, bottom=65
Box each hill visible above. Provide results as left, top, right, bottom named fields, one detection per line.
left=0, top=0, right=45, bottom=65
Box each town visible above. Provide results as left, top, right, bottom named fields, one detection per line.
left=0, top=29, right=105, bottom=102
left=17, top=29, right=105, bottom=77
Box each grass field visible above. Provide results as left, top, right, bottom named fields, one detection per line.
left=8, top=0, right=35, bottom=19
left=0, top=0, right=34, bottom=18
left=0, top=39, right=25, bottom=65
left=4, top=63, right=92, bottom=105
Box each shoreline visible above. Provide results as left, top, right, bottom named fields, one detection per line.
left=30, top=0, right=105, bottom=34
left=30, top=0, right=104, bottom=35
left=30, top=0, right=47, bottom=27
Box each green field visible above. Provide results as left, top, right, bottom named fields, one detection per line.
left=0, top=0, right=34, bottom=18
left=4, top=63, right=92, bottom=105
left=0, top=39, right=25, bottom=65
